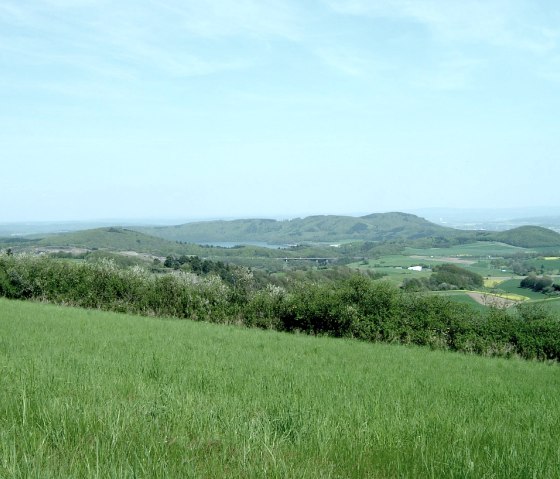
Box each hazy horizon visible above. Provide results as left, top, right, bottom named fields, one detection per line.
left=2, top=1, right=559, bottom=222
left=2, top=205, right=560, bottom=228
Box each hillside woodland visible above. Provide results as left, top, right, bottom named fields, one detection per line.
left=134, top=212, right=560, bottom=247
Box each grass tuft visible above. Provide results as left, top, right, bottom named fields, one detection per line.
left=1, top=298, right=559, bottom=477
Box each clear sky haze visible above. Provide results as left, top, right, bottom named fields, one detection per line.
left=1, top=0, right=559, bottom=222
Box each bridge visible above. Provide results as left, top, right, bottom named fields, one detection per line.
left=282, top=257, right=339, bottom=262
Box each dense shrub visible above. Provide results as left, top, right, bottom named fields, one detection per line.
left=1, top=253, right=559, bottom=362
left=520, top=274, right=556, bottom=294
left=431, top=264, right=484, bottom=290
left=0, top=254, right=228, bottom=321
left=401, top=277, right=428, bottom=292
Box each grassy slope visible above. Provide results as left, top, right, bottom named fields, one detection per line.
left=1, top=299, right=559, bottom=478
left=36, top=227, right=184, bottom=254
left=432, top=291, right=489, bottom=312
left=497, top=278, right=550, bottom=300
left=532, top=297, right=560, bottom=313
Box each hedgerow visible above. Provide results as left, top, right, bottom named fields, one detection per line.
left=1, top=253, right=558, bottom=361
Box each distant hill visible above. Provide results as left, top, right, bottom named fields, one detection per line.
left=135, top=212, right=455, bottom=244
left=2, top=227, right=315, bottom=260
left=3, top=214, right=558, bottom=254
left=490, top=226, right=560, bottom=248
left=134, top=212, right=560, bottom=249
left=35, top=227, right=183, bottom=255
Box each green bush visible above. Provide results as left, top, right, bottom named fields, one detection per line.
left=431, top=263, right=484, bottom=290
left=1, top=253, right=559, bottom=362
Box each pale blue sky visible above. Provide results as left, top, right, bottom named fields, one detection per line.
left=1, top=0, right=559, bottom=222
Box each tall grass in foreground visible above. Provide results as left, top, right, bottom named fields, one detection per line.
left=1, top=298, right=559, bottom=478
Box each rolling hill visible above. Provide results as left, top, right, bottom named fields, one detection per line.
left=3, top=214, right=559, bottom=253
left=490, top=225, right=560, bottom=248
left=134, top=212, right=560, bottom=248
left=0, top=227, right=187, bottom=256
left=34, top=227, right=181, bottom=253
left=135, top=212, right=456, bottom=244
left=1, top=227, right=330, bottom=261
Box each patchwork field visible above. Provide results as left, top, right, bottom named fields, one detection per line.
left=531, top=297, right=560, bottom=314
left=1, top=299, right=559, bottom=478
left=523, top=257, right=560, bottom=274
left=404, top=242, right=534, bottom=257
left=496, top=279, right=553, bottom=301
left=483, top=277, right=510, bottom=288
left=350, top=258, right=508, bottom=286
left=347, top=241, right=535, bottom=285
left=431, top=291, right=489, bottom=312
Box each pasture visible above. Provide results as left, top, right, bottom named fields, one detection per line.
left=350, top=257, right=507, bottom=286
left=496, top=278, right=552, bottom=301
left=531, top=297, right=560, bottom=314
left=348, top=256, right=432, bottom=284
left=404, top=241, right=533, bottom=257
left=1, top=299, right=559, bottom=478
left=431, top=291, right=489, bottom=312
left=523, top=257, right=560, bottom=274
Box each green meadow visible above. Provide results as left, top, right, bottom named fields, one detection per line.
left=431, top=291, right=489, bottom=312
left=496, top=278, right=552, bottom=300
left=1, top=299, right=559, bottom=478
left=531, top=297, right=560, bottom=314
left=404, top=241, right=534, bottom=257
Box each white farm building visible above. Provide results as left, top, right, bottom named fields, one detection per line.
left=407, top=266, right=423, bottom=272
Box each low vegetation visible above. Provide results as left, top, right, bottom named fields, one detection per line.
left=1, top=215, right=559, bottom=477
left=1, top=299, right=559, bottom=477
left=1, top=253, right=559, bottom=361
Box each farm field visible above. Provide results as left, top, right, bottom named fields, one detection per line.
left=349, top=252, right=511, bottom=286
left=457, top=261, right=509, bottom=278
left=483, top=277, right=510, bottom=287
left=355, top=255, right=434, bottom=268
left=1, top=299, right=559, bottom=478
left=523, top=257, right=560, bottom=274
left=348, top=260, right=432, bottom=284
left=465, top=260, right=514, bottom=278
left=431, top=291, right=489, bottom=312
left=404, top=241, right=534, bottom=257
left=496, top=278, right=554, bottom=301
left=348, top=255, right=432, bottom=284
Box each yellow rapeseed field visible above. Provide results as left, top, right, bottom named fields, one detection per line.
left=484, top=278, right=507, bottom=288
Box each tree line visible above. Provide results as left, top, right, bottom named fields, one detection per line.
left=520, top=274, right=560, bottom=295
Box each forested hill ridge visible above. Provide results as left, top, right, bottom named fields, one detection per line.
left=490, top=226, right=560, bottom=248
left=134, top=212, right=450, bottom=244
left=2, top=214, right=559, bottom=252
left=134, top=212, right=560, bottom=248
